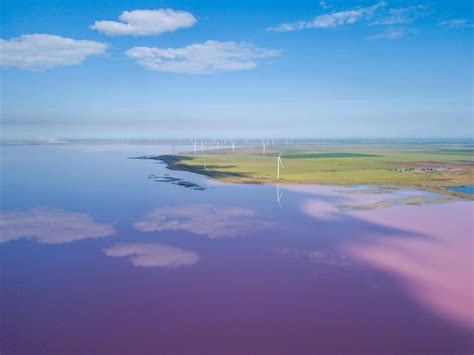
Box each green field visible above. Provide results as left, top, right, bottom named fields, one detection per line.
left=284, top=152, right=379, bottom=159
left=153, top=143, right=474, bottom=198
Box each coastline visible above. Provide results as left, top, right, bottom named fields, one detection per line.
left=147, top=154, right=474, bottom=199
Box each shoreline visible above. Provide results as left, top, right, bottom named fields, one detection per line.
left=147, top=154, right=474, bottom=200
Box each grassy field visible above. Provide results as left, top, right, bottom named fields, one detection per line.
left=153, top=143, right=474, bottom=198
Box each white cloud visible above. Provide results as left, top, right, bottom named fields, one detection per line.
left=91, top=9, right=197, bottom=36
left=0, top=208, right=115, bottom=244
left=0, top=34, right=107, bottom=71
left=267, top=1, right=385, bottom=32
left=133, top=203, right=273, bottom=238
left=319, top=1, right=331, bottom=10
left=438, top=19, right=474, bottom=29
left=367, top=28, right=406, bottom=40
left=104, top=243, right=199, bottom=268
left=372, top=4, right=430, bottom=25
left=126, top=40, right=280, bottom=74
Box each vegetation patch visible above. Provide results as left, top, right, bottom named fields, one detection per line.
left=284, top=152, right=380, bottom=159
left=142, top=144, right=474, bottom=199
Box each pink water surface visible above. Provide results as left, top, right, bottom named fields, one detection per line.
left=1, top=146, right=473, bottom=354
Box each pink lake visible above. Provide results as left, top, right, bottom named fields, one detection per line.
left=1, top=145, right=473, bottom=354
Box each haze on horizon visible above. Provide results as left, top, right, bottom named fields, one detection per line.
left=1, top=0, right=472, bottom=140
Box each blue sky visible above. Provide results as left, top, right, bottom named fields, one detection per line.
left=1, top=0, right=472, bottom=139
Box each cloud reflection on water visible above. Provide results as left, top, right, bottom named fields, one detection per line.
left=134, top=203, right=273, bottom=238
left=297, top=185, right=473, bottom=330
left=104, top=243, right=199, bottom=268
left=0, top=208, right=115, bottom=244
left=345, top=202, right=474, bottom=330
left=274, top=247, right=351, bottom=267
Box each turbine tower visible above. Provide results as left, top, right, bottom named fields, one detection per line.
left=232, top=141, right=235, bottom=153
left=277, top=153, right=284, bottom=179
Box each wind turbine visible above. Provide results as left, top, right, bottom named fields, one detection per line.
left=277, top=153, right=284, bottom=179
left=262, top=142, right=266, bottom=156
left=232, top=141, right=235, bottom=153
left=193, top=139, right=197, bottom=155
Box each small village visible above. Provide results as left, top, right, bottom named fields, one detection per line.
left=395, top=166, right=457, bottom=173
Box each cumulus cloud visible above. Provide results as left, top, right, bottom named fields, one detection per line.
left=91, top=9, right=197, bottom=36
left=0, top=34, right=107, bottom=71
left=133, top=203, right=273, bottom=238
left=104, top=243, right=199, bottom=268
left=126, top=40, right=280, bottom=74
left=438, top=19, right=474, bottom=29
left=267, top=1, right=385, bottom=32
left=367, top=28, right=406, bottom=40
left=0, top=208, right=115, bottom=244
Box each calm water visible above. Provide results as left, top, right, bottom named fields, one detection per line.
left=447, top=185, right=474, bottom=195
left=1, top=144, right=473, bottom=354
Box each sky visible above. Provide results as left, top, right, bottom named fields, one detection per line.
left=0, top=0, right=472, bottom=139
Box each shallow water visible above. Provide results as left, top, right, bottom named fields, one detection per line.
left=1, top=144, right=473, bottom=354
left=447, top=185, right=474, bottom=194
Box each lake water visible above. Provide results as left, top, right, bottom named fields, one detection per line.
left=1, top=144, right=473, bottom=354
left=447, top=185, right=474, bottom=195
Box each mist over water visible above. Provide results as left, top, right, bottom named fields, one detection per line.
left=1, top=144, right=472, bottom=354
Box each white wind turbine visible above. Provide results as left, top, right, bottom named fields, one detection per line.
left=262, top=142, right=266, bottom=156
left=277, top=152, right=284, bottom=179
left=193, top=139, right=197, bottom=154
left=232, top=141, right=236, bottom=153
